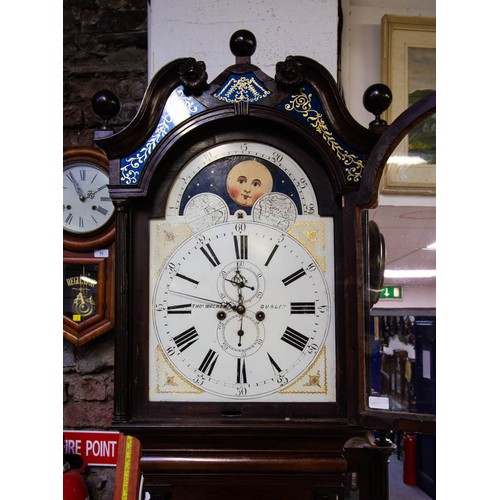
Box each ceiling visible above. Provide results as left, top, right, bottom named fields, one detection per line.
left=369, top=205, right=436, bottom=287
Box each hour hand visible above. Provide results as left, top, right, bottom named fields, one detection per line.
left=85, top=184, right=107, bottom=199
left=224, top=277, right=255, bottom=291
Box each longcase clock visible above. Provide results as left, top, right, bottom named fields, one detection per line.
left=95, top=30, right=433, bottom=499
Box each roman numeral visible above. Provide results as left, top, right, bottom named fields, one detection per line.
left=79, top=169, right=86, bottom=181
left=237, top=358, right=247, bottom=383
left=167, top=303, right=192, bottom=314
left=65, top=213, right=73, bottom=225
left=264, top=244, right=279, bottom=267
left=233, top=235, right=248, bottom=259
left=199, top=349, right=218, bottom=375
left=290, top=302, right=316, bottom=314
left=267, top=353, right=282, bottom=374
left=95, top=206, right=109, bottom=216
left=176, top=273, right=199, bottom=286
left=173, top=326, right=199, bottom=352
left=281, top=326, right=309, bottom=351
left=282, top=268, right=306, bottom=286
left=200, top=244, right=220, bottom=267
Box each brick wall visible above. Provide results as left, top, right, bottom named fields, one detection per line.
left=63, top=0, right=148, bottom=148
left=63, top=1, right=147, bottom=498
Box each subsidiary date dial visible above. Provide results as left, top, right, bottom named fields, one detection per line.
left=152, top=221, right=332, bottom=399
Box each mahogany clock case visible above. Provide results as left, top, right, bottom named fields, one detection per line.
left=95, top=36, right=401, bottom=430
left=120, top=115, right=350, bottom=424
left=93, top=30, right=435, bottom=499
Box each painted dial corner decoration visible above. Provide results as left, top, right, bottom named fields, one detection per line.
left=63, top=160, right=115, bottom=235
left=149, top=141, right=336, bottom=403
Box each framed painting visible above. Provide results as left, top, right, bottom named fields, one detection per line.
left=380, top=15, right=436, bottom=195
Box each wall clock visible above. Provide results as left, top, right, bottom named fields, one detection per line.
left=63, top=147, right=115, bottom=251
left=63, top=147, right=116, bottom=345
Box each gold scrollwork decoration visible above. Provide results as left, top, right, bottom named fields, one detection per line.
left=285, top=89, right=365, bottom=182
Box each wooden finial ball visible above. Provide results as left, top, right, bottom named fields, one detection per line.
left=363, top=84, right=392, bottom=117
left=92, top=89, right=121, bottom=122
left=230, top=30, right=257, bottom=57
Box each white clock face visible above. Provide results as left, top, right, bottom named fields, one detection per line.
left=152, top=221, right=334, bottom=400
left=149, top=141, right=336, bottom=402
left=63, top=161, right=115, bottom=234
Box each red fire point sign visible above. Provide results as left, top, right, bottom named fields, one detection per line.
left=63, top=430, right=120, bottom=466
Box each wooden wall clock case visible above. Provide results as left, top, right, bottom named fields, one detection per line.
left=96, top=30, right=435, bottom=500
left=63, top=147, right=116, bottom=346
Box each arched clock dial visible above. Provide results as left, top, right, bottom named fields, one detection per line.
left=149, top=140, right=335, bottom=403
left=151, top=221, right=335, bottom=401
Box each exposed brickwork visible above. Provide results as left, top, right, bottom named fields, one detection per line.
left=63, top=4, right=147, bottom=498
left=63, top=0, right=147, bottom=148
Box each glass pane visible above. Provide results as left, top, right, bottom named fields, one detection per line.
left=63, top=263, right=100, bottom=322
left=366, top=203, right=435, bottom=415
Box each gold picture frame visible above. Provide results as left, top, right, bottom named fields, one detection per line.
left=380, top=15, right=436, bottom=195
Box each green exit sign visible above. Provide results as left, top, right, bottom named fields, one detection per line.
left=380, top=285, right=403, bottom=299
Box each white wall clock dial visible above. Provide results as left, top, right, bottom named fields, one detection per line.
left=63, top=161, right=115, bottom=235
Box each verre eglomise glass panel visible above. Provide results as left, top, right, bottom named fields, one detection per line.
left=365, top=122, right=436, bottom=415
left=63, top=263, right=100, bottom=323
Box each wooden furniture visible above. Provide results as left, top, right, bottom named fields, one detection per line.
left=95, top=30, right=435, bottom=499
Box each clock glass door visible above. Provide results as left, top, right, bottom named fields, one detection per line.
left=364, top=121, right=436, bottom=416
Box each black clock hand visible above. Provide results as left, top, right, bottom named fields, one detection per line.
left=85, top=184, right=107, bottom=199
left=169, top=289, right=236, bottom=310
left=224, top=277, right=255, bottom=291
left=67, top=171, right=86, bottom=200
left=237, top=316, right=244, bottom=346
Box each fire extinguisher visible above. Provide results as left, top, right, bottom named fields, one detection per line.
left=403, top=433, right=417, bottom=485
left=63, top=454, right=90, bottom=500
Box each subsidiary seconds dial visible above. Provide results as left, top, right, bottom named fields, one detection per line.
left=152, top=221, right=332, bottom=400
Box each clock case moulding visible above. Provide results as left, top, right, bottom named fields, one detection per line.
left=95, top=29, right=435, bottom=497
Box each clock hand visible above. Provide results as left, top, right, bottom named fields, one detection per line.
left=169, top=289, right=236, bottom=310
left=237, top=316, right=244, bottom=346
left=67, top=172, right=86, bottom=200
left=85, top=184, right=107, bottom=199
left=224, top=277, right=255, bottom=291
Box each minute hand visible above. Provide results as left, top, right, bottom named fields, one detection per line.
left=169, top=289, right=236, bottom=310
